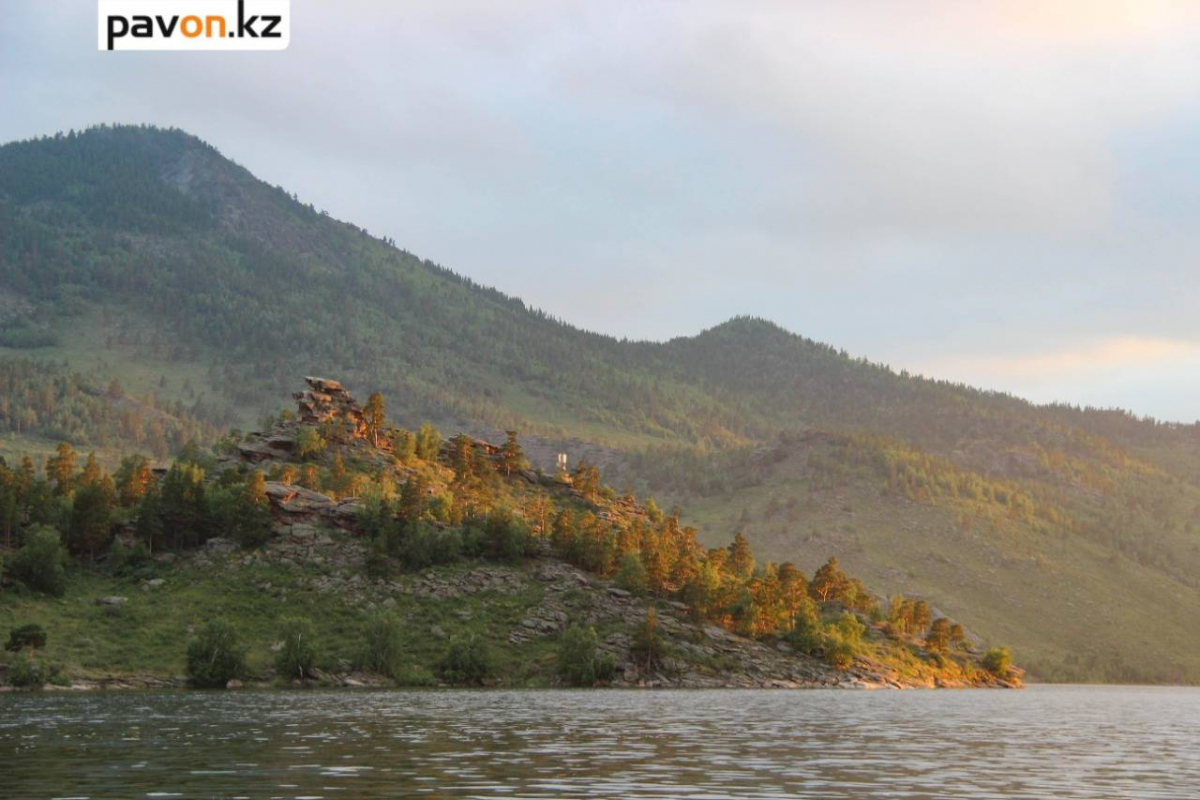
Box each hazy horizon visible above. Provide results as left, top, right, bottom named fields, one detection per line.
left=2, top=1, right=1197, bottom=421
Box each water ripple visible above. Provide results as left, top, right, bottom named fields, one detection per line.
left=2, top=686, right=1199, bottom=798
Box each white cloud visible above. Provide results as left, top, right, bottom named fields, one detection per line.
left=1, top=0, right=1198, bottom=419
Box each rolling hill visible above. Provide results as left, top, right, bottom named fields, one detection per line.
left=2, top=124, right=1199, bottom=681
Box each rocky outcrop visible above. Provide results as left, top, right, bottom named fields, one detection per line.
left=237, top=434, right=295, bottom=463
left=293, top=376, right=368, bottom=440
left=263, top=482, right=363, bottom=531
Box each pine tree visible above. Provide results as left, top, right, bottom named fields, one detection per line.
left=114, top=454, right=153, bottom=507
left=68, top=475, right=115, bottom=558
left=233, top=470, right=273, bottom=548
left=572, top=461, right=601, bottom=502
left=79, top=453, right=103, bottom=486
left=449, top=434, right=475, bottom=482
left=363, top=391, right=386, bottom=448
left=631, top=607, right=664, bottom=672
left=777, top=562, right=808, bottom=627
left=810, top=556, right=848, bottom=603
left=135, top=487, right=164, bottom=553
left=415, top=423, right=441, bottom=462
left=912, top=599, right=932, bottom=632
left=46, top=442, right=77, bottom=496
left=727, top=531, right=755, bottom=580
left=499, top=430, right=528, bottom=477
left=926, top=617, right=952, bottom=653
left=398, top=473, right=428, bottom=522
left=551, top=509, right=576, bottom=550
left=158, top=463, right=208, bottom=549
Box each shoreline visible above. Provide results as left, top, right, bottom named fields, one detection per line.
left=3, top=670, right=1021, bottom=693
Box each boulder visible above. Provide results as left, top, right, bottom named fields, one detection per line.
left=265, top=482, right=336, bottom=515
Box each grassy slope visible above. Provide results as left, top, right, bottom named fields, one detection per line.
left=0, top=560, right=557, bottom=684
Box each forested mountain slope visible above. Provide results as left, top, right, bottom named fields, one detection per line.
left=1, top=124, right=1198, bottom=681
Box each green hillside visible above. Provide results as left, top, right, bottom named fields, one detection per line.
left=1, top=124, right=1198, bottom=682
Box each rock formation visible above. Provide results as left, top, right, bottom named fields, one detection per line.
left=293, top=376, right=368, bottom=440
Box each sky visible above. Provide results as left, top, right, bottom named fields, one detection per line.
left=1, top=1, right=1198, bottom=422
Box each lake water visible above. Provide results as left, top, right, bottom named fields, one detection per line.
left=2, top=686, right=1197, bottom=799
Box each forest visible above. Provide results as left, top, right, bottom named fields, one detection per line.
left=0, top=384, right=1014, bottom=690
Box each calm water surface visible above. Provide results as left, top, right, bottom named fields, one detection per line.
left=2, top=686, right=1197, bottom=799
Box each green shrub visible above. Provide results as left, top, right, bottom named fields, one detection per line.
left=833, top=611, right=866, bottom=644
left=820, top=612, right=866, bottom=671
left=789, top=626, right=825, bottom=656
left=823, top=635, right=857, bottom=670
left=557, top=625, right=617, bottom=686
left=399, top=522, right=462, bottom=570
left=438, top=635, right=494, bottom=685
left=391, top=664, right=437, bottom=687
left=982, top=646, right=1013, bottom=677
left=294, top=428, right=327, bottom=458
left=481, top=508, right=530, bottom=563
left=9, top=526, right=68, bottom=597
left=6, top=624, right=48, bottom=653
left=8, top=654, right=62, bottom=689
left=615, top=553, right=648, bottom=595
left=186, top=620, right=247, bottom=688
left=275, top=617, right=318, bottom=680
left=787, top=599, right=824, bottom=655
left=359, top=611, right=405, bottom=678
left=788, top=610, right=863, bottom=670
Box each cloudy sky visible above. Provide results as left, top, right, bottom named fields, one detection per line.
left=2, top=1, right=1198, bottom=421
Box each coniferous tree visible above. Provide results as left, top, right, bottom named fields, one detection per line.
left=415, top=423, right=441, bottom=462
left=810, top=556, right=848, bottom=603
left=499, top=430, right=528, bottom=477
left=68, top=475, right=115, bottom=558
left=949, top=622, right=966, bottom=649
left=572, top=461, right=601, bottom=502
left=912, top=599, right=932, bottom=632
left=232, top=470, right=273, bottom=549
left=363, top=391, right=386, bottom=448
left=46, top=442, right=77, bottom=496
left=158, top=462, right=208, bottom=549
left=727, top=531, right=755, bottom=580
left=926, top=617, right=952, bottom=653
left=134, top=486, right=164, bottom=553
left=114, top=454, right=153, bottom=507
left=398, top=473, right=428, bottom=523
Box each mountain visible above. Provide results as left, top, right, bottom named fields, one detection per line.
left=1, top=124, right=1198, bottom=682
